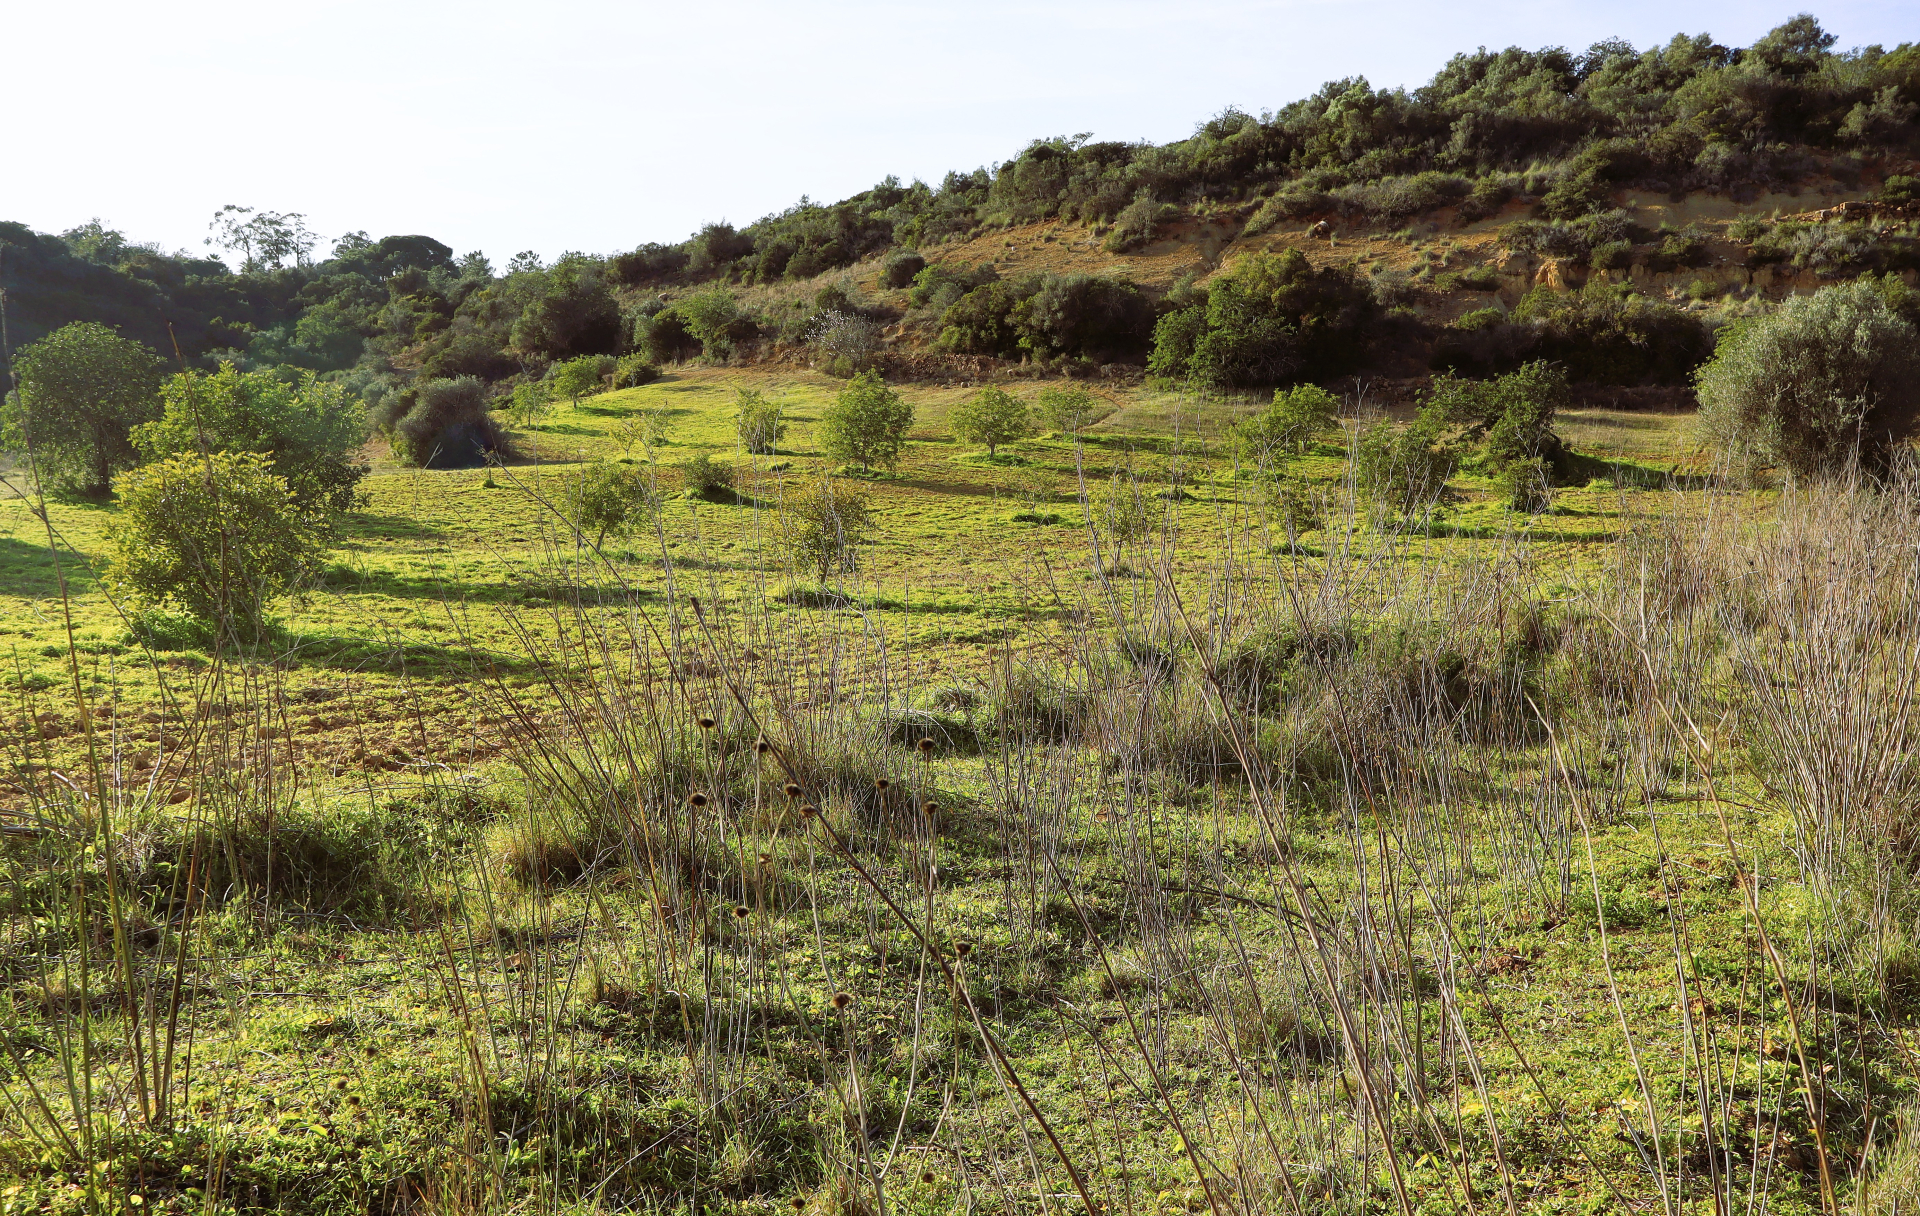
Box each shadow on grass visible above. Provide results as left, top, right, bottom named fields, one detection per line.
left=339, top=513, right=447, bottom=543
left=316, top=564, right=663, bottom=607
left=0, top=536, right=98, bottom=598
left=123, top=611, right=536, bottom=676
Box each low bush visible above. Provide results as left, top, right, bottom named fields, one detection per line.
left=1148, top=250, right=1377, bottom=390
left=950, top=386, right=1032, bottom=455
left=109, top=451, right=326, bottom=635
left=1697, top=279, right=1920, bottom=478
left=613, top=353, right=660, bottom=387
left=735, top=388, right=785, bottom=454
left=679, top=452, right=736, bottom=501
left=558, top=461, right=658, bottom=546
left=820, top=370, right=913, bottom=471
left=1434, top=284, right=1712, bottom=385
left=1501, top=209, right=1634, bottom=265
left=388, top=376, right=507, bottom=467
left=881, top=249, right=926, bottom=288
left=779, top=478, right=875, bottom=581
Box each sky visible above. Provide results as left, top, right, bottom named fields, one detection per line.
left=8, top=1, right=1914, bottom=267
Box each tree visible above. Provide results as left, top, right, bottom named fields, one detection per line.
left=1036, top=385, right=1101, bottom=434
left=558, top=462, right=657, bottom=547
left=781, top=478, right=876, bottom=582
left=510, top=259, right=623, bottom=358
left=205, top=205, right=316, bottom=272
left=2, top=322, right=164, bottom=496
left=389, top=377, right=506, bottom=468
left=735, top=389, right=785, bottom=454
left=133, top=363, right=369, bottom=520
left=109, top=451, right=326, bottom=636
left=1229, top=384, right=1340, bottom=471
left=548, top=355, right=609, bottom=406
left=1697, top=281, right=1920, bottom=479
left=820, top=370, right=914, bottom=471
left=950, top=386, right=1031, bottom=455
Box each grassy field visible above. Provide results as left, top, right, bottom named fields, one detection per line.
left=3, top=370, right=1915, bottom=1216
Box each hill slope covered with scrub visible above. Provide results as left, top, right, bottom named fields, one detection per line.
left=4, top=13, right=1918, bottom=407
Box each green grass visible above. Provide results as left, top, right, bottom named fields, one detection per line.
left=7, top=369, right=1898, bottom=1215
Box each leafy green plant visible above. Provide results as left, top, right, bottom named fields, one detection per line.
left=1229, top=384, right=1340, bottom=470
left=558, top=461, right=658, bottom=546
left=1036, top=385, right=1102, bottom=434
left=820, top=370, right=913, bottom=471
left=2, top=321, right=163, bottom=496
left=1355, top=407, right=1461, bottom=520
left=735, top=389, right=785, bottom=455
left=108, top=451, right=325, bottom=634
left=949, top=386, right=1031, bottom=455
left=1697, top=279, right=1920, bottom=478
left=389, top=377, right=506, bottom=467
left=612, top=353, right=661, bottom=387
left=133, top=363, right=369, bottom=520
left=780, top=477, right=875, bottom=581
left=679, top=451, right=735, bottom=501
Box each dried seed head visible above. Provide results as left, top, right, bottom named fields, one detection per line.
left=733, top=905, right=750, bottom=919
left=916, top=738, right=935, bottom=754
left=688, top=792, right=709, bottom=808
left=955, top=941, right=973, bottom=957
left=754, top=739, right=771, bottom=754
left=689, top=595, right=702, bottom=613
left=831, top=992, right=853, bottom=1010
left=791, top=1200, right=806, bottom=1212
left=783, top=782, right=802, bottom=798
left=920, top=1171, right=936, bottom=1185
left=874, top=777, right=891, bottom=791
left=800, top=804, right=821, bottom=817
left=922, top=802, right=940, bottom=817
left=758, top=851, right=773, bottom=865
left=1094, top=807, right=1111, bottom=823
left=698, top=716, right=717, bottom=730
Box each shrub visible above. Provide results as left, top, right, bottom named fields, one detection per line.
left=937, top=281, right=1029, bottom=356
left=1883, top=175, right=1919, bottom=205
left=1149, top=250, right=1377, bottom=390
left=391, top=376, right=506, bottom=468
left=1091, top=473, right=1160, bottom=544
left=1436, top=284, right=1712, bottom=385
left=1355, top=406, right=1461, bottom=519
left=1696, top=280, right=1920, bottom=478
left=1011, top=274, right=1155, bottom=361
left=1501, top=209, right=1633, bottom=264
left=2, top=321, right=163, bottom=496
left=808, top=310, right=884, bottom=374
left=506, top=381, right=552, bottom=427
left=1424, top=362, right=1570, bottom=476
left=1036, top=385, right=1103, bottom=433
left=509, top=258, right=623, bottom=359
left=109, top=452, right=325, bottom=635
left=678, top=289, right=754, bottom=359
left=780, top=478, right=875, bottom=581
left=1230, top=384, right=1340, bottom=471
left=1104, top=193, right=1179, bottom=252
left=735, top=389, right=785, bottom=454
left=679, top=452, right=735, bottom=501
left=638, top=308, right=701, bottom=363
left=547, top=354, right=613, bottom=405
left=881, top=250, right=926, bottom=289
left=134, top=363, right=368, bottom=521
left=558, top=461, right=657, bottom=546
left=612, top=354, right=660, bottom=387
left=820, top=370, right=914, bottom=471
left=949, top=386, right=1031, bottom=455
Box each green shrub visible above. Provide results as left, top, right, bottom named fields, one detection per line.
left=1036, top=384, right=1103, bottom=433
left=1436, top=284, right=1710, bottom=385
left=134, top=362, right=368, bottom=520
left=820, top=369, right=914, bottom=471
left=1424, top=361, right=1569, bottom=476
left=881, top=249, right=926, bottom=288
left=1010, top=274, right=1155, bottom=361
left=1696, top=279, right=1920, bottom=478
left=390, top=376, right=507, bottom=467
left=1880, top=175, right=1918, bottom=204
left=1501, top=209, right=1633, bottom=264
left=558, top=461, right=658, bottom=546
left=1150, top=250, right=1377, bottom=390
left=637, top=307, right=701, bottom=363
left=1355, top=407, right=1460, bottom=520
left=2, top=321, right=163, bottom=496
left=950, top=386, right=1031, bottom=455
left=1104, top=193, right=1179, bottom=252
left=612, top=353, right=660, bottom=387
left=779, top=478, right=875, bottom=581
left=734, top=388, right=785, bottom=454
left=547, top=354, right=613, bottom=404
left=109, top=452, right=325, bottom=634
left=679, top=452, right=735, bottom=501
left=1230, top=384, right=1340, bottom=471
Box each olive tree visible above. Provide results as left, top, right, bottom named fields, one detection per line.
left=950, top=386, right=1031, bottom=456
left=820, top=370, right=914, bottom=472
left=1697, top=281, right=1920, bottom=478
left=3, top=322, right=163, bottom=496
left=781, top=478, right=876, bottom=582
left=109, top=451, right=326, bottom=635
left=558, top=462, right=657, bottom=546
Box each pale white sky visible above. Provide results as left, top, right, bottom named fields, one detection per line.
left=9, top=1, right=1913, bottom=265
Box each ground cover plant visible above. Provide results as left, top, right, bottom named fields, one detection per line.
left=4, top=349, right=1920, bottom=1216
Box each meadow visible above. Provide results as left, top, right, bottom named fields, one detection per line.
left=2, top=369, right=1913, bottom=1216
